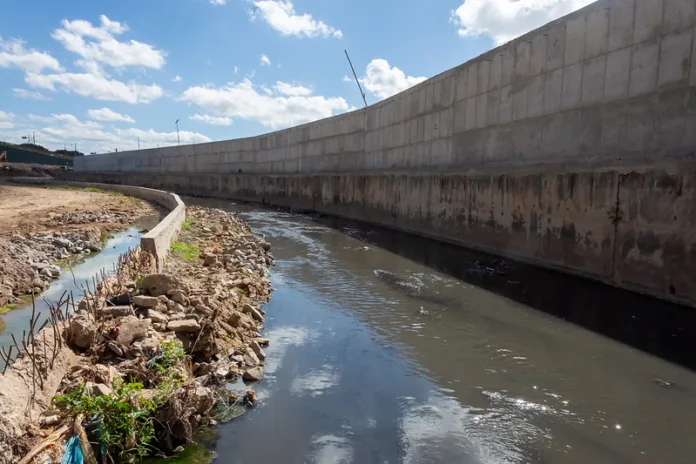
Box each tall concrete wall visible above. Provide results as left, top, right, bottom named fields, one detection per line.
left=74, top=0, right=696, bottom=307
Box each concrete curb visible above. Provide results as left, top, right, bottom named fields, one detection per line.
left=7, top=178, right=185, bottom=270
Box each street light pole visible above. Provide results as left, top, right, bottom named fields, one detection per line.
left=175, top=119, right=181, bottom=146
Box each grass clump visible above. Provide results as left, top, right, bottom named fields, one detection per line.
left=171, top=241, right=198, bottom=262
left=55, top=380, right=159, bottom=461
left=181, top=221, right=191, bottom=232
left=55, top=340, right=187, bottom=462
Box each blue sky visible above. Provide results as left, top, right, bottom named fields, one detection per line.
left=0, top=0, right=592, bottom=153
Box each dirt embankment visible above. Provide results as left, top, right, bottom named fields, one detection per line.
left=0, top=185, right=156, bottom=309
left=2, top=206, right=274, bottom=463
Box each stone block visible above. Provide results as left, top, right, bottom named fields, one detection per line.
left=605, top=47, right=632, bottom=100
left=501, top=47, right=515, bottom=86
left=565, top=16, right=586, bottom=65
left=476, top=93, right=488, bottom=128
left=655, top=89, right=688, bottom=149
left=658, top=28, right=693, bottom=90
left=546, top=23, right=566, bottom=71
left=530, top=33, right=547, bottom=75
left=453, top=98, right=467, bottom=133
left=527, top=75, right=545, bottom=117
left=499, top=86, right=513, bottom=124
left=585, top=6, right=609, bottom=59
left=455, top=68, right=468, bottom=102
left=629, top=39, right=660, bottom=97
left=634, top=0, right=664, bottom=44
left=478, top=59, right=490, bottom=95
left=663, top=0, right=696, bottom=34
left=512, top=86, right=528, bottom=121
left=467, top=61, right=479, bottom=97
left=465, top=97, right=477, bottom=131
left=515, top=40, right=531, bottom=77
left=561, top=63, right=583, bottom=109
left=487, top=88, right=501, bottom=126
left=490, top=52, right=503, bottom=90
left=582, top=55, right=607, bottom=105
left=544, top=68, right=563, bottom=114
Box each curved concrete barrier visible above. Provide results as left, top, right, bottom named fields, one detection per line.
left=7, top=178, right=185, bottom=270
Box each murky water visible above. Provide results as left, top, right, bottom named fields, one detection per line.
left=184, top=198, right=696, bottom=464
left=0, top=214, right=159, bottom=357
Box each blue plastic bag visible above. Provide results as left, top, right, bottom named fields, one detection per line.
left=60, top=434, right=84, bottom=464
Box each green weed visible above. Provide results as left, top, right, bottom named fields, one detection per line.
left=171, top=241, right=199, bottom=262
left=181, top=221, right=191, bottom=232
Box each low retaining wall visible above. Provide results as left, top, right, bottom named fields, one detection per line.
left=57, top=164, right=696, bottom=309
left=9, top=178, right=186, bottom=270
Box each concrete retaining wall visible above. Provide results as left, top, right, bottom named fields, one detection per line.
left=10, top=178, right=185, bottom=270
left=72, top=0, right=696, bottom=307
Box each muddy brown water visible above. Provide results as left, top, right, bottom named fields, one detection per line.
left=182, top=198, right=696, bottom=464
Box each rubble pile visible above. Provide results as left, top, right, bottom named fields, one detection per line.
left=10, top=206, right=274, bottom=463
left=0, top=228, right=103, bottom=307
left=49, top=211, right=130, bottom=225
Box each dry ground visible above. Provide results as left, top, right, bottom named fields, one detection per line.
left=0, top=184, right=154, bottom=236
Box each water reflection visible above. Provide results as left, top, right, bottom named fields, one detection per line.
left=183, top=198, right=696, bottom=464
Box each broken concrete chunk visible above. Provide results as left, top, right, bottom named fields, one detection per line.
left=133, top=295, right=159, bottom=308
left=147, top=309, right=169, bottom=323
left=88, top=383, right=112, bottom=397
left=242, top=304, right=264, bottom=322
left=249, top=340, right=266, bottom=361
left=168, top=319, right=201, bottom=333
left=69, top=313, right=96, bottom=349
left=243, top=366, right=264, bottom=381
left=138, top=274, right=187, bottom=297
left=116, top=315, right=151, bottom=346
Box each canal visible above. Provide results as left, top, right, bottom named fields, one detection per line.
left=186, top=198, right=696, bottom=464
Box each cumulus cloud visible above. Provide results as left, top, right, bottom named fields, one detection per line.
left=87, top=107, right=135, bottom=123
left=173, top=75, right=182, bottom=82
left=179, top=78, right=348, bottom=129
left=260, top=54, right=271, bottom=66
left=51, top=15, right=166, bottom=69
left=359, top=59, right=426, bottom=100
left=250, top=0, right=342, bottom=38
left=25, top=72, right=162, bottom=104
left=210, top=0, right=227, bottom=4
left=0, top=38, right=62, bottom=73
left=273, top=81, right=312, bottom=96
left=12, top=88, right=52, bottom=101
left=451, top=0, right=594, bottom=45
left=8, top=113, right=210, bottom=153
left=190, top=114, right=234, bottom=126
left=0, top=111, right=14, bottom=120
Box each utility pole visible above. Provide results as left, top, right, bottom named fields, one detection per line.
left=344, top=50, right=367, bottom=108
left=32, top=132, right=35, bottom=144
left=175, top=119, right=181, bottom=146
left=138, top=136, right=140, bottom=150
left=74, top=143, right=77, bottom=154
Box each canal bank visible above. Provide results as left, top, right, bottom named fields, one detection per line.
left=187, top=197, right=696, bottom=464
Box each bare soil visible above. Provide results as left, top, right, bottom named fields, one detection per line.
left=0, top=184, right=154, bottom=236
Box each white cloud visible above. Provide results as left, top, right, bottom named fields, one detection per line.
left=51, top=15, right=166, bottom=69
left=5, top=113, right=210, bottom=153
left=0, top=111, right=14, bottom=120
left=274, top=81, right=312, bottom=97
left=451, top=0, right=595, bottom=45
left=88, top=107, right=135, bottom=123
left=260, top=54, right=272, bottom=66
left=210, top=0, right=227, bottom=4
left=360, top=59, right=426, bottom=100
left=0, top=38, right=62, bottom=73
left=250, top=0, right=342, bottom=39
left=179, top=78, right=349, bottom=129
left=25, top=72, right=163, bottom=104
left=234, top=66, right=239, bottom=74
left=13, top=88, right=52, bottom=101
left=190, top=114, right=233, bottom=126
left=342, top=75, right=352, bottom=83
left=0, top=122, right=13, bottom=130
left=173, top=75, right=182, bottom=82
